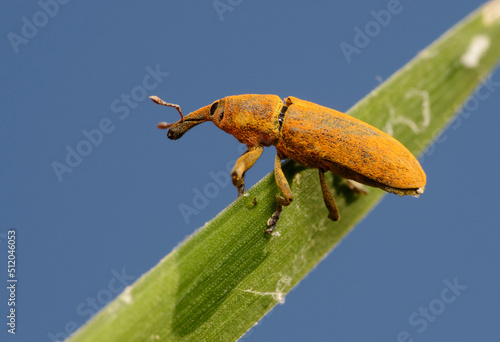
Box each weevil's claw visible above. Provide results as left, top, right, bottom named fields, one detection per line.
left=346, top=180, right=368, bottom=195
left=237, top=185, right=245, bottom=197
left=232, top=173, right=246, bottom=197
left=328, top=212, right=340, bottom=221
left=266, top=204, right=283, bottom=233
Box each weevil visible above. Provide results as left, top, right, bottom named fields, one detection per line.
left=151, top=94, right=426, bottom=233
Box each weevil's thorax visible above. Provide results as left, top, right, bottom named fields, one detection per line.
left=217, top=95, right=283, bottom=147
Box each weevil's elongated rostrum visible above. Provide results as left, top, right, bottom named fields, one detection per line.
left=151, top=94, right=426, bottom=233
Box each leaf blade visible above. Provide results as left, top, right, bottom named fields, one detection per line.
left=68, top=3, right=500, bottom=341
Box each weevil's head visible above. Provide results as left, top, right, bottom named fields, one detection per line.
left=153, top=94, right=283, bottom=146
left=150, top=95, right=213, bottom=140
left=164, top=104, right=212, bottom=140
left=203, top=94, right=283, bottom=146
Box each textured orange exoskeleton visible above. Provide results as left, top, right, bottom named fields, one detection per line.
left=151, top=94, right=426, bottom=233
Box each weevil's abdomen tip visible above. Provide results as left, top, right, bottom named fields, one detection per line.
left=411, top=187, right=425, bottom=198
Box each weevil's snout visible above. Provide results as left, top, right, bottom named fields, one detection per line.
left=164, top=105, right=211, bottom=140
left=165, top=100, right=227, bottom=140
left=156, top=121, right=183, bottom=140
left=151, top=95, right=211, bottom=140
left=167, top=127, right=182, bottom=140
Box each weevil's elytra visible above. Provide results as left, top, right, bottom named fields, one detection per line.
left=277, top=97, right=425, bottom=196
left=152, top=94, right=426, bottom=233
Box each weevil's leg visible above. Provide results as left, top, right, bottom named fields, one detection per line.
left=346, top=179, right=368, bottom=195
left=319, top=170, right=340, bottom=221
left=266, top=155, right=293, bottom=233
left=231, top=146, right=264, bottom=197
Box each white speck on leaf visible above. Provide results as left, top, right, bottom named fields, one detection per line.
left=242, top=275, right=291, bottom=304
left=120, top=286, right=133, bottom=304
left=461, top=35, right=491, bottom=68
left=483, top=0, right=500, bottom=25
left=418, top=49, right=437, bottom=59
left=385, top=89, right=431, bottom=135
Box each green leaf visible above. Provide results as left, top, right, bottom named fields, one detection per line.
left=68, top=2, right=500, bottom=341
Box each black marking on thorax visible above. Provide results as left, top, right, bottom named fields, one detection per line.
left=278, top=105, right=288, bottom=131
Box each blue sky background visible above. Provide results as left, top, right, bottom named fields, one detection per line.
left=1, top=0, right=500, bottom=341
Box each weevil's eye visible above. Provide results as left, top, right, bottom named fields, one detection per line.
left=210, top=100, right=225, bottom=124
left=210, top=101, right=219, bottom=116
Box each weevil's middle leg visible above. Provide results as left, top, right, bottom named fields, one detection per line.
left=319, top=169, right=340, bottom=221
left=231, top=146, right=263, bottom=197
left=266, top=155, right=293, bottom=233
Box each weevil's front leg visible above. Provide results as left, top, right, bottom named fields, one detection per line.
left=231, top=146, right=264, bottom=197
left=266, top=155, right=293, bottom=233
left=319, top=169, right=340, bottom=221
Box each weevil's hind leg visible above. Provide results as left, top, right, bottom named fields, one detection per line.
left=319, top=170, right=340, bottom=221
left=266, top=155, right=293, bottom=233
left=346, top=179, right=368, bottom=195
left=231, top=146, right=264, bottom=197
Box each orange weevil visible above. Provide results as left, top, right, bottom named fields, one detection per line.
left=150, top=94, right=425, bottom=233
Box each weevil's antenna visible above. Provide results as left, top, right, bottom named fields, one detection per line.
left=150, top=95, right=184, bottom=129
